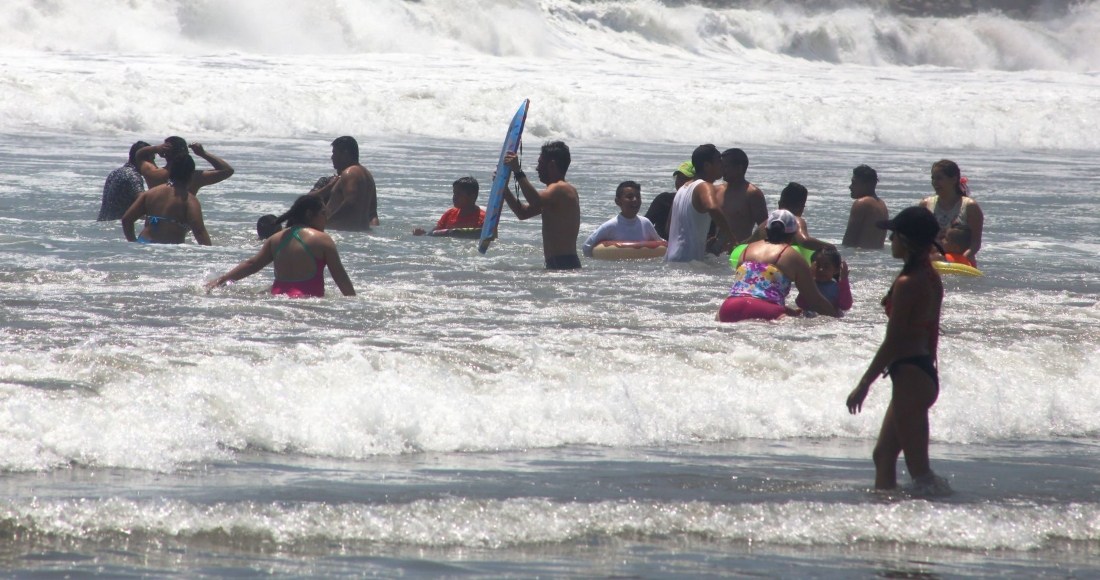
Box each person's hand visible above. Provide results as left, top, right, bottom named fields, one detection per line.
left=157, top=143, right=171, bottom=157
left=204, top=277, right=225, bottom=293
left=189, top=142, right=206, bottom=156
left=503, top=151, right=520, bottom=172
left=847, top=379, right=872, bottom=414
left=840, top=260, right=849, bottom=280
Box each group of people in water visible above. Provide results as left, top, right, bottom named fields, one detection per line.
left=98, top=135, right=987, bottom=493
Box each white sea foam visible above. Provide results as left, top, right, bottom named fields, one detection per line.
left=2, top=1, right=1100, bottom=149
left=3, top=496, right=1098, bottom=551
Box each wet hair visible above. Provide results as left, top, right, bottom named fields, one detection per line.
left=691, top=144, right=721, bottom=173
left=275, top=195, right=326, bottom=228
left=778, top=182, right=808, bottom=212
left=853, top=164, right=878, bottom=184
left=168, top=155, right=196, bottom=185
left=453, top=176, right=479, bottom=197
left=332, top=136, right=359, bottom=162
left=811, top=247, right=843, bottom=280
left=932, top=159, right=967, bottom=196
left=541, top=141, right=571, bottom=174
left=721, top=147, right=748, bottom=168
left=615, top=180, right=640, bottom=199
left=164, top=136, right=188, bottom=159
left=944, top=225, right=972, bottom=250
left=256, top=214, right=281, bottom=240
left=129, top=141, right=150, bottom=164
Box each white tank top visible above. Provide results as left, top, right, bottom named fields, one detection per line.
left=665, top=179, right=712, bottom=262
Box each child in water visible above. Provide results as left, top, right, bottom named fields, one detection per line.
left=938, top=225, right=977, bottom=267
left=581, top=180, right=663, bottom=257
left=413, top=177, right=485, bottom=236
left=796, top=247, right=852, bottom=315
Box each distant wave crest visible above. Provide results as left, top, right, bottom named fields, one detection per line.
left=2, top=0, right=1099, bottom=71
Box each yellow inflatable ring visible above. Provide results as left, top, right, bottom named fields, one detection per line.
left=933, top=261, right=983, bottom=277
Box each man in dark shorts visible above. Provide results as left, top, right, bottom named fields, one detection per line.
left=502, top=141, right=581, bottom=270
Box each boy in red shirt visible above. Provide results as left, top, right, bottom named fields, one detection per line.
left=413, top=177, right=485, bottom=236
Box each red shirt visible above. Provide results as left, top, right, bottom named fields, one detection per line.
left=434, top=207, right=485, bottom=231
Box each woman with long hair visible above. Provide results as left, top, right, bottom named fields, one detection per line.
left=121, top=155, right=211, bottom=245
left=207, top=195, right=355, bottom=298
left=920, top=159, right=984, bottom=263
left=847, top=206, right=948, bottom=492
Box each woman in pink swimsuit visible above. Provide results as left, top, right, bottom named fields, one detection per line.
left=207, top=195, right=356, bottom=298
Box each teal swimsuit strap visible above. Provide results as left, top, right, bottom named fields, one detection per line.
left=273, top=227, right=319, bottom=263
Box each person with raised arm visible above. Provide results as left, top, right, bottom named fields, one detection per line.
left=121, top=155, right=211, bottom=246
left=133, top=136, right=235, bottom=194
left=501, top=141, right=582, bottom=270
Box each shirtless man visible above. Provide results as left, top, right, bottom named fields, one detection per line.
left=716, top=148, right=768, bottom=247
left=309, top=136, right=379, bottom=231
left=841, top=164, right=889, bottom=249
left=134, top=136, right=235, bottom=194
left=501, top=141, right=581, bottom=270
left=664, top=144, right=737, bottom=262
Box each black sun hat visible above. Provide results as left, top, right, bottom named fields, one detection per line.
left=878, top=206, right=941, bottom=249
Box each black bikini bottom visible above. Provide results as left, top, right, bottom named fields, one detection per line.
left=886, top=354, right=939, bottom=390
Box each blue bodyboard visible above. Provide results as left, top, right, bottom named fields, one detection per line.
left=478, top=99, right=530, bottom=254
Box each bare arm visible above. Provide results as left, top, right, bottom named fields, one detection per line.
left=190, top=143, right=235, bottom=189
left=847, top=275, right=918, bottom=413
left=322, top=238, right=356, bottom=296
left=747, top=187, right=769, bottom=230
left=842, top=200, right=865, bottom=247
left=187, top=197, right=212, bottom=246
left=965, top=201, right=984, bottom=260
left=502, top=183, right=541, bottom=220
left=120, top=192, right=147, bottom=242
left=206, top=240, right=275, bottom=290
left=695, top=183, right=736, bottom=252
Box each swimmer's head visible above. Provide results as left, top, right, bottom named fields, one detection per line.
left=129, top=141, right=150, bottom=164
left=943, top=225, right=971, bottom=253
left=673, top=161, right=694, bottom=188
left=277, top=194, right=327, bottom=229
left=932, top=159, right=966, bottom=196
left=168, top=154, right=196, bottom=185
left=256, top=214, right=281, bottom=240
left=615, top=180, right=642, bottom=218
left=851, top=164, right=878, bottom=199
left=452, top=176, right=479, bottom=208
left=331, top=136, right=359, bottom=169
left=538, top=141, right=571, bottom=178
left=720, top=148, right=748, bottom=176
left=811, top=247, right=842, bottom=282
left=778, top=182, right=808, bottom=215
left=691, top=144, right=722, bottom=182
left=765, top=209, right=798, bottom=244
left=879, top=206, right=943, bottom=269
left=164, top=136, right=188, bottom=159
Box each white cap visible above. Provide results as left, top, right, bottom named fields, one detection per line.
left=767, top=209, right=798, bottom=234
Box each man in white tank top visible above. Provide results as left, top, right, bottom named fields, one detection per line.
left=665, top=144, right=737, bottom=262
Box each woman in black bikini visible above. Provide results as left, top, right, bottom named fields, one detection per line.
left=847, top=206, right=946, bottom=491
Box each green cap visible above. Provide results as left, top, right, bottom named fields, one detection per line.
left=674, top=161, right=695, bottom=178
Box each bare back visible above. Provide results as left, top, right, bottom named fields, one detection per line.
left=719, top=180, right=768, bottom=244
left=539, top=180, right=581, bottom=258
left=269, top=227, right=333, bottom=281
left=842, top=196, right=889, bottom=249
left=326, top=164, right=378, bottom=231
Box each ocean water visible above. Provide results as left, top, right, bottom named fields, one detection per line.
left=2, top=1, right=1100, bottom=577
